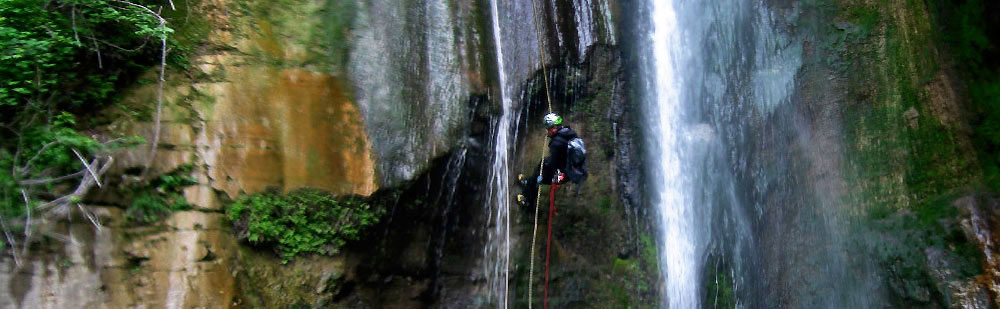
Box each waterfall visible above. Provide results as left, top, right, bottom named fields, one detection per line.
left=644, top=0, right=700, bottom=306
left=484, top=0, right=514, bottom=306
left=641, top=0, right=803, bottom=307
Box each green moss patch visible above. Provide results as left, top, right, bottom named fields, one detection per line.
left=227, top=188, right=384, bottom=263
left=123, top=164, right=197, bottom=223
left=831, top=0, right=991, bottom=304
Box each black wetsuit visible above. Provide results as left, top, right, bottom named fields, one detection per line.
left=523, top=126, right=577, bottom=206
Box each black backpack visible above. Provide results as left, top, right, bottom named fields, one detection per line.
left=564, top=137, right=587, bottom=184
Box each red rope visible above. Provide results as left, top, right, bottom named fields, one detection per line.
left=544, top=183, right=559, bottom=309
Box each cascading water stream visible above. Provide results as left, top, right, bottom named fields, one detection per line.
left=644, top=0, right=699, bottom=307
left=641, top=0, right=803, bottom=307
left=484, top=0, right=513, bottom=306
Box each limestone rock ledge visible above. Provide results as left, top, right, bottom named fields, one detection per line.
left=0, top=208, right=239, bottom=308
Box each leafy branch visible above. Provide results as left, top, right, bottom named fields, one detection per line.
left=0, top=0, right=176, bottom=266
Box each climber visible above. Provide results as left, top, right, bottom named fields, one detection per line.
left=517, top=113, right=587, bottom=207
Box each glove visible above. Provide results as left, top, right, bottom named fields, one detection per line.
left=552, top=170, right=565, bottom=184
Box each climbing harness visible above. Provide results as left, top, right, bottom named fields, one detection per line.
left=526, top=0, right=555, bottom=307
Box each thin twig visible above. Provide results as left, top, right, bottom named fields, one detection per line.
left=107, top=1, right=166, bottom=23
left=21, top=190, right=31, bottom=261
left=92, top=37, right=149, bottom=52
left=72, top=149, right=102, bottom=188
left=0, top=214, right=21, bottom=268
left=144, top=31, right=167, bottom=178
left=40, top=231, right=75, bottom=246
left=101, top=138, right=126, bottom=146
left=11, top=138, right=23, bottom=179
left=106, top=0, right=170, bottom=179
left=99, top=2, right=170, bottom=178
left=34, top=196, right=71, bottom=213
left=71, top=6, right=80, bottom=44
left=20, top=190, right=30, bottom=235
left=91, top=36, right=103, bottom=69
left=34, top=156, right=111, bottom=214
left=23, top=102, right=41, bottom=128
left=43, top=90, right=58, bottom=115
left=18, top=171, right=85, bottom=186
left=20, top=141, right=59, bottom=176
left=76, top=203, right=102, bottom=232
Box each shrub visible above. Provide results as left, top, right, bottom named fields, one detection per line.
left=0, top=0, right=177, bottom=252
left=125, top=164, right=196, bottom=223
left=227, top=188, right=384, bottom=263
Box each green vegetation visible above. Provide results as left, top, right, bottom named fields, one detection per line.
left=610, top=257, right=640, bottom=307
left=125, top=164, right=197, bottom=222
left=602, top=235, right=656, bottom=309
left=838, top=0, right=974, bottom=215
left=1, top=112, right=100, bottom=213
left=831, top=0, right=993, bottom=304
left=846, top=5, right=881, bottom=39
left=935, top=0, right=1000, bottom=192
left=0, top=0, right=179, bottom=250
left=702, top=259, right=736, bottom=309
left=0, top=0, right=173, bottom=108
left=871, top=194, right=983, bottom=306
left=226, top=188, right=385, bottom=263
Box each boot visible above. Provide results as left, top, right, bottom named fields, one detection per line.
left=518, top=173, right=528, bottom=186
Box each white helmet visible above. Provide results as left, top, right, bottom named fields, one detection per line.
left=543, top=113, right=563, bottom=128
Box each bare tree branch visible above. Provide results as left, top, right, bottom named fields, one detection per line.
left=2, top=0, right=177, bottom=264
left=40, top=231, right=75, bottom=246
left=20, top=141, right=59, bottom=176
left=19, top=171, right=86, bottom=186
left=107, top=1, right=166, bottom=23
left=71, top=5, right=80, bottom=44
left=73, top=149, right=102, bottom=188
left=101, top=138, right=125, bottom=145
left=102, top=0, right=170, bottom=179
left=91, top=35, right=103, bottom=69
left=11, top=139, right=23, bottom=179
left=0, top=214, right=22, bottom=268
left=143, top=34, right=166, bottom=178
left=34, top=156, right=112, bottom=214
left=92, top=37, right=149, bottom=53
left=21, top=190, right=31, bottom=262
left=76, top=203, right=102, bottom=232
left=34, top=196, right=72, bottom=214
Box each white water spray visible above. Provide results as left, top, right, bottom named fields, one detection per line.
left=643, top=0, right=806, bottom=307
left=647, top=0, right=699, bottom=307
left=484, top=0, right=513, bottom=306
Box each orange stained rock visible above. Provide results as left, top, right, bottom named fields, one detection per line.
left=207, top=67, right=377, bottom=198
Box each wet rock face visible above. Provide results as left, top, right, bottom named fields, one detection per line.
left=349, top=0, right=489, bottom=187
left=954, top=195, right=1000, bottom=307
left=112, top=0, right=379, bottom=200
left=113, top=0, right=491, bottom=197
left=199, top=67, right=378, bottom=199
left=796, top=0, right=997, bottom=307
